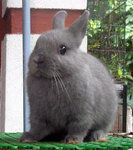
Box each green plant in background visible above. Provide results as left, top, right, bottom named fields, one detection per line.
left=124, top=0, right=133, bottom=100
left=88, top=0, right=133, bottom=103
left=88, top=19, right=101, bottom=50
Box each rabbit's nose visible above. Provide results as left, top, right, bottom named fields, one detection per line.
left=33, top=54, right=44, bottom=65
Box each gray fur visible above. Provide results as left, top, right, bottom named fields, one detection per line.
left=53, top=10, right=67, bottom=29
left=20, top=10, right=118, bottom=143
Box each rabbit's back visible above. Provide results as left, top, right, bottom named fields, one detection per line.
left=79, top=52, right=118, bottom=128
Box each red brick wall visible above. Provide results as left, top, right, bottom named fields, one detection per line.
left=5, top=9, right=83, bottom=34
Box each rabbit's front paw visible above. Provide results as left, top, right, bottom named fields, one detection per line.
left=20, top=132, right=37, bottom=143
left=64, top=135, right=83, bottom=144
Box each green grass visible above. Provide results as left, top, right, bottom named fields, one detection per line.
left=0, top=132, right=133, bottom=149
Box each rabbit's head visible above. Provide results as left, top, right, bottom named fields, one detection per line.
left=29, top=10, right=90, bottom=78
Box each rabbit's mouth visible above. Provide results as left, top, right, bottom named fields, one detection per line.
left=32, top=66, right=64, bottom=79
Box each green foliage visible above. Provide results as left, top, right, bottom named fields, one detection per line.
left=125, top=0, right=133, bottom=100
left=88, top=0, right=133, bottom=101
left=88, top=19, right=101, bottom=49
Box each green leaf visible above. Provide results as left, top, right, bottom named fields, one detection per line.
left=126, top=74, right=133, bottom=80
left=126, top=15, right=133, bottom=24
left=118, top=69, right=123, bottom=78
left=126, top=60, right=132, bottom=66
left=125, top=32, right=133, bottom=39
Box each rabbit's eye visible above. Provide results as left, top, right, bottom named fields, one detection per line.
left=60, top=45, right=66, bottom=55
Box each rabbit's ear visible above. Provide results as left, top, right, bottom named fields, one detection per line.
left=53, top=11, right=67, bottom=29
left=69, top=10, right=90, bottom=41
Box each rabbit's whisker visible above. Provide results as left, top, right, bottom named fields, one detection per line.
left=55, top=71, right=71, bottom=102
left=50, top=71, right=54, bottom=91
left=54, top=72, right=64, bottom=94
left=52, top=72, right=60, bottom=99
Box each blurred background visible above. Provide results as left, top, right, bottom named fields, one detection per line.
left=87, top=0, right=133, bottom=110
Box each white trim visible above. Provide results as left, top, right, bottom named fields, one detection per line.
left=2, top=0, right=87, bottom=17
left=80, top=36, right=88, bottom=53
left=1, top=35, right=24, bottom=132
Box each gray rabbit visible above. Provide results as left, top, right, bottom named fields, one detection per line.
left=20, top=10, right=118, bottom=144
